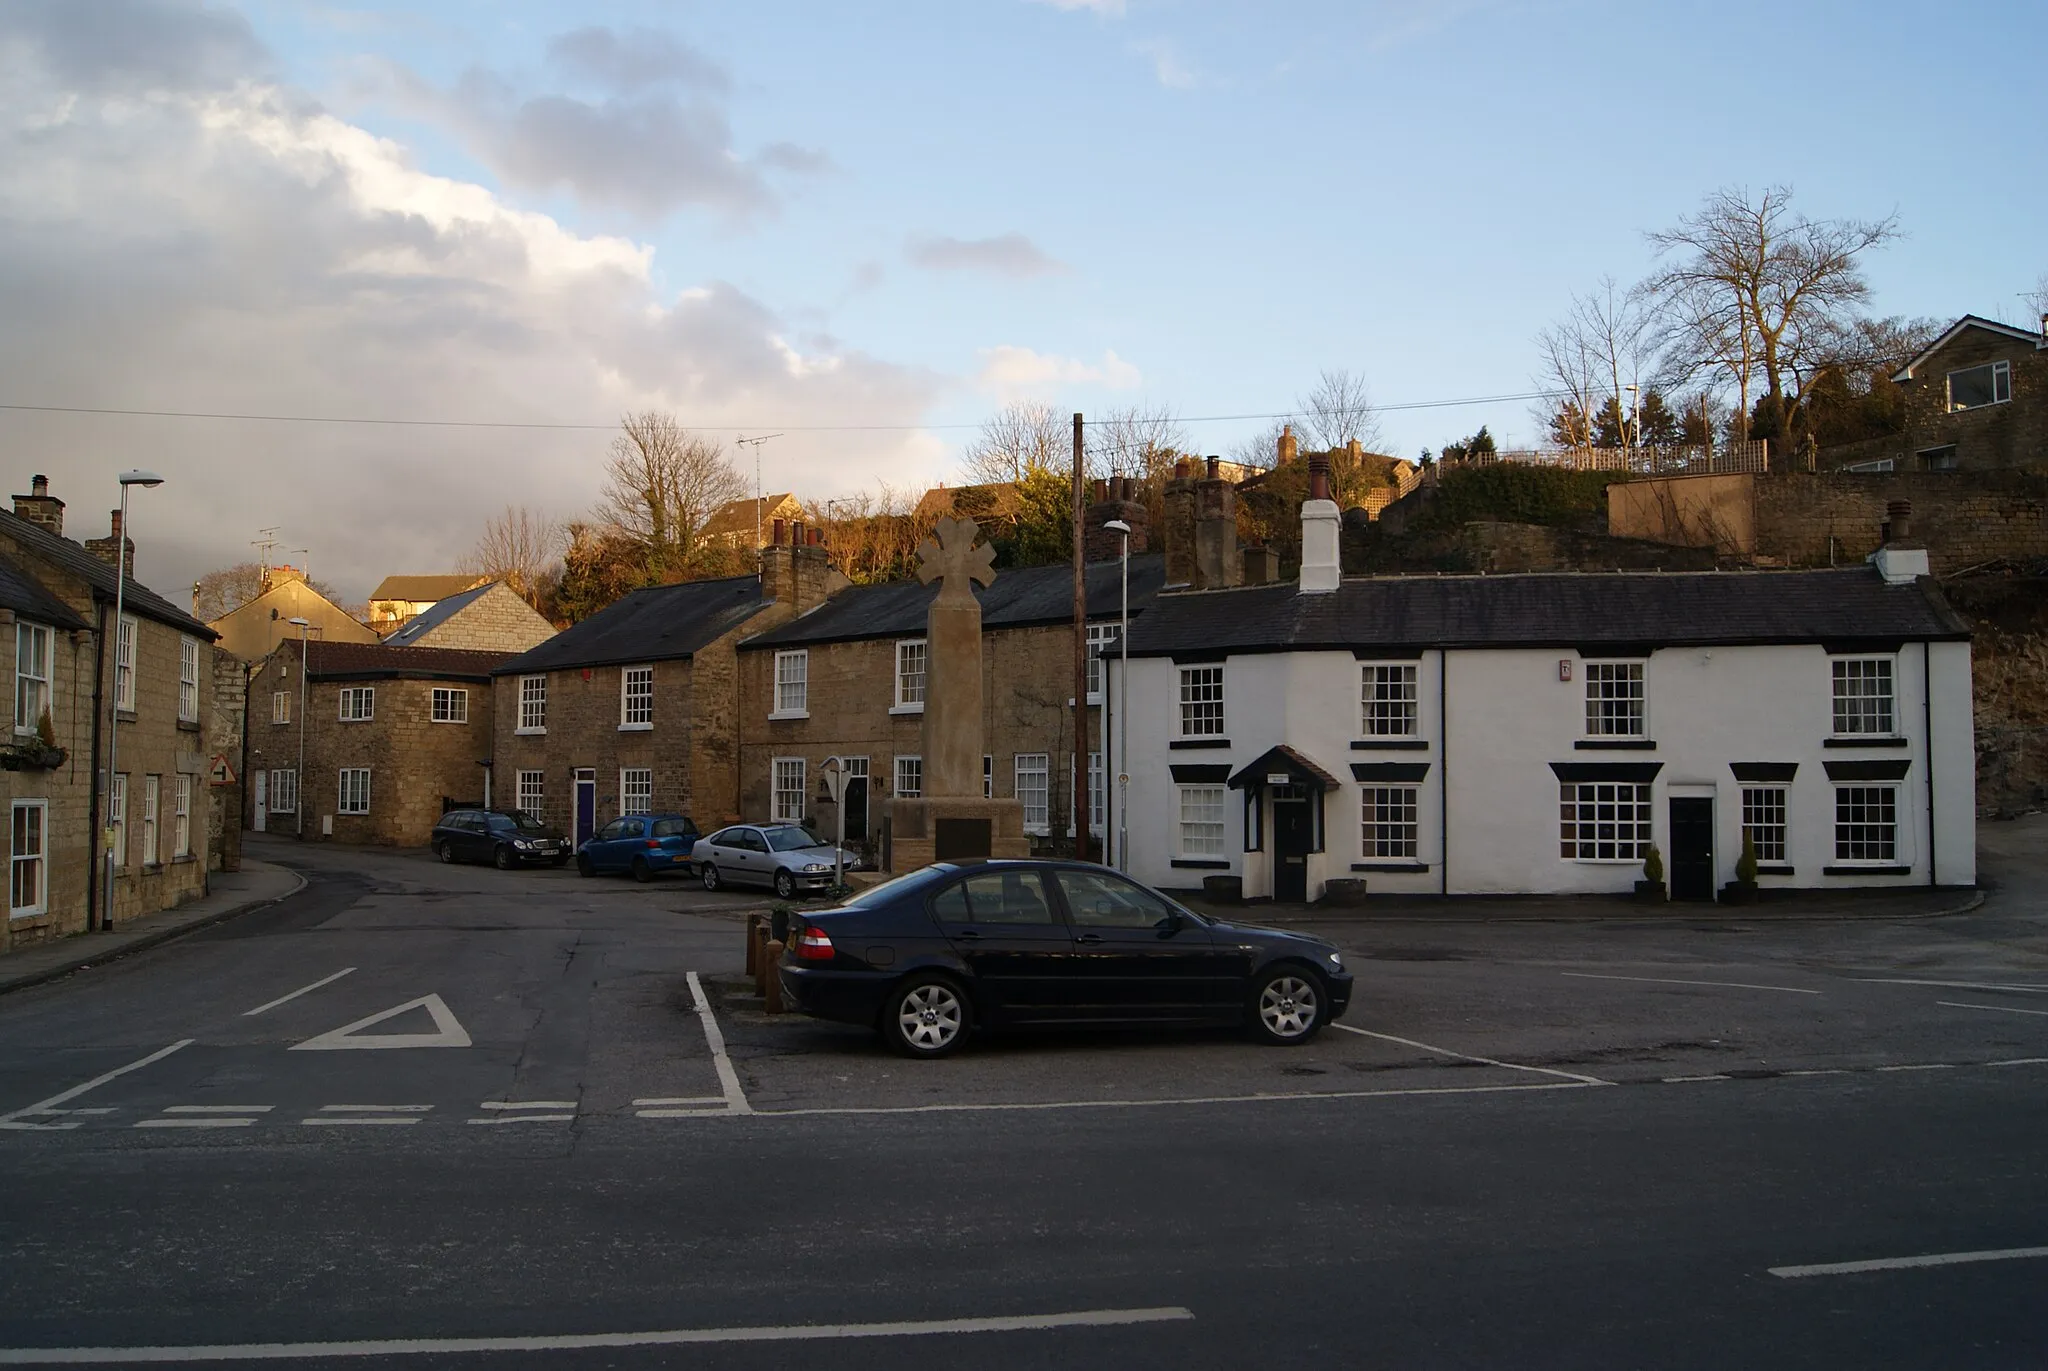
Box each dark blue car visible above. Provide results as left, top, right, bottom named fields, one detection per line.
left=576, top=813, right=701, bottom=882
left=779, top=859, right=1353, bottom=1058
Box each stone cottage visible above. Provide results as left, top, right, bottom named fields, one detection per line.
left=380, top=580, right=555, bottom=655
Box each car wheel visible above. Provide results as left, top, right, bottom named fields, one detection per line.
left=773, top=869, right=796, bottom=900
left=1247, top=966, right=1327, bottom=1046
left=493, top=845, right=515, bottom=871
left=701, top=863, right=722, bottom=892
left=435, top=841, right=455, bottom=864
left=631, top=857, right=653, bottom=884
left=883, top=975, right=972, bottom=1058
left=576, top=854, right=594, bottom=878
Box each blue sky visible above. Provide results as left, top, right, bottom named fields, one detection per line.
left=2, top=0, right=2042, bottom=596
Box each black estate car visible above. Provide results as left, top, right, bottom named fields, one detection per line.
left=430, top=809, right=569, bottom=869
left=779, top=859, right=1352, bottom=1057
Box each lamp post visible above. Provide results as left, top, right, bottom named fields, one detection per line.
left=1103, top=518, right=1132, bottom=871
left=288, top=617, right=309, bottom=837
left=101, top=469, right=164, bottom=931
left=1624, top=382, right=1640, bottom=462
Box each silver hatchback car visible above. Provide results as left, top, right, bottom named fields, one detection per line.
left=693, top=823, right=862, bottom=899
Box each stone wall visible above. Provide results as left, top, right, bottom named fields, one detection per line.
left=1455, top=522, right=1718, bottom=573
left=1607, top=472, right=1756, bottom=555
left=0, top=607, right=94, bottom=953
left=206, top=645, right=245, bottom=871
left=1941, top=574, right=2048, bottom=814
left=486, top=658, right=693, bottom=836
left=101, top=607, right=211, bottom=924
left=412, top=583, right=555, bottom=654
left=1752, top=470, right=2048, bottom=572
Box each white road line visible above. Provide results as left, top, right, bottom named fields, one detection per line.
left=632, top=1096, right=726, bottom=1107
left=1852, top=978, right=2048, bottom=994
left=758, top=1080, right=1589, bottom=1119
left=686, top=970, right=753, bottom=1115
left=1787, top=1069, right=1849, bottom=1077
left=163, top=1105, right=275, bottom=1114
left=1331, top=1023, right=1613, bottom=1086
left=1939, top=1001, right=2048, bottom=1018
left=1562, top=972, right=1821, bottom=995
left=315, top=1104, right=433, bottom=1113
left=135, top=1119, right=255, bottom=1130
left=242, top=968, right=356, bottom=1017
left=478, top=1101, right=577, bottom=1110
left=299, top=1118, right=419, bottom=1127
left=1770, top=1246, right=2048, bottom=1279
left=0, top=1306, right=1195, bottom=1364
left=1664, top=1074, right=1731, bottom=1083
left=465, top=1115, right=575, bottom=1125
left=1988, top=1057, right=2048, bottom=1067
left=1875, top=1063, right=1954, bottom=1072
left=637, top=1108, right=731, bottom=1118
left=0, top=1040, right=193, bottom=1131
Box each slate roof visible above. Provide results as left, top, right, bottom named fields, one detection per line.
left=381, top=581, right=496, bottom=646
left=742, top=554, right=1169, bottom=650
left=493, top=575, right=773, bottom=675
left=0, top=549, right=90, bottom=630
left=0, top=508, right=213, bottom=637
left=369, top=574, right=487, bottom=604
left=1121, top=568, right=1972, bottom=659
left=304, top=641, right=511, bottom=682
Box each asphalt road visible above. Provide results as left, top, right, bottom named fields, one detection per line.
left=0, top=825, right=2044, bottom=1368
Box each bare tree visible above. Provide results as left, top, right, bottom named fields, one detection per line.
left=1297, top=369, right=1385, bottom=453
left=597, top=411, right=747, bottom=574
left=192, top=561, right=342, bottom=621
left=460, top=506, right=562, bottom=604
left=1088, top=404, right=1188, bottom=481
left=1533, top=278, right=1653, bottom=453
left=1644, top=186, right=1899, bottom=443
left=960, top=401, right=1069, bottom=484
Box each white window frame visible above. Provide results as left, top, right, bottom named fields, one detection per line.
left=619, top=767, right=654, bottom=817
left=1177, top=665, right=1224, bottom=738
left=1559, top=780, right=1653, bottom=862
left=430, top=687, right=468, bottom=724
left=268, top=768, right=297, bottom=816
left=892, top=639, right=927, bottom=712
left=173, top=775, right=192, bottom=857
left=178, top=637, right=200, bottom=723
left=1583, top=661, right=1646, bottom=738
left=772, top=757, right=807, bottom=822
left=10, top=800, right=47, bottom=918
left=338, top=686, right=375, bottom=722
left=1015, top=753, right=1050, bottom=834
left=983, top=754, right=993, bottom=800
left=272, top=691, right=291, bottom=725
left=115, top=615, right=136, bottom=712
left=1361, top=663, right=1419, bottom=738
left=1833, top=784, right=1900, bottom=865
left=772, top=650, right=809, bottom=719
left=517, top=675, right=547, bottom=734
left=141, top=774, right=160, bottom=868
left=108, top=773, right=127, bottom=868
left=14, top=621, right=51, bottom=735
left=1362, top=785, right=1420, bottom=859
left=338, top=767, right=370, bottom=816
left=893, top=754, right=922, bottom=799
left=1831, top=657, right=1896, bottom=738
left=1741, top=786, right=1788, bottom=866
left=620, top=665, right=654, bottom=730
left=1177, top=784, right=1227, bottom=857
left=1946, top=359, right=2011, bottom=413
left=516, top=770, right=545, bottom=823
left=1086, top=624, right=1118, bottom=702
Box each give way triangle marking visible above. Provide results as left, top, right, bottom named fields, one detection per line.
left=289, top=994, right=472, bottom=1051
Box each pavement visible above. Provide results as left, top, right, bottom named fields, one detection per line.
left=0, top=821, right=2043, bottom=1367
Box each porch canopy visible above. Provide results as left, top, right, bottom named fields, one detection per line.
left=1227, top=745, right=1342, bottom=793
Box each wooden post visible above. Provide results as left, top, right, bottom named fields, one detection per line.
left=763, top=941, right=785, bottom=1013
left=1072, top=411, right=1090, bottom=860
left=744, top=913, right=761, bottom=977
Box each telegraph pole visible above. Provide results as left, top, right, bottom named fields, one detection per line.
left=1071, top=411, right=1090, bottom=861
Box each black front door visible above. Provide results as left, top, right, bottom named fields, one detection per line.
left=1273, top=794, right=1312, bottom=902
left=1670, top=797, right=1715, bottom=901
left=843, top=776, right=868, bottom=846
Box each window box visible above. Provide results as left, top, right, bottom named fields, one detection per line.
left=1822, top=736, right=1908, bottom=748
left=0, top=741, right=66, bottom=771
left=1574, top=739, right=1657, bottom=751
left=1350, top=739, right=1429, bottom=751
left=1823, top=864, right=1912, bottom=877
left=1352, top=861, right=1428, bottom=873
left=1168, top=738, right=1231, bottom=750
left=1169, top=858, right=1231, bottom=870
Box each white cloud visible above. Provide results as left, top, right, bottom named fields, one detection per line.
left=0, top=1, right=939, bottom=602
left=976, top=346, right=1141, bottom=399
left=906, top=233, right=1067, bottom=278
left=1030, top=0, right=1126, bottom=15
left=1133, top=40, right=1197, bottom=89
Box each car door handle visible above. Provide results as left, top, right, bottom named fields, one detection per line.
left=955, top=929, right=981, bottom=941
left=1076, top=933, right=1104, bottom=945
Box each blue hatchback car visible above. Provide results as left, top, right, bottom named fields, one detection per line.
left=576, top=813, right=701, bottom=882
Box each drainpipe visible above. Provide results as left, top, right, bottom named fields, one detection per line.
left=85, top=600, right=107, bottom=931
left=1923, top=640, right=1936, bottom=888
left=1439, top=647, right=1449, bottom=896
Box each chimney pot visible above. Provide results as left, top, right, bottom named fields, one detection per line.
left=1306, top=452, right=1333, bottom=504
left=1205, top=455, right=1220, bottom=480
left=772, top=517, right=786, bottom=546
left=1885, top=499, right=1913, bottom=542
left=1173, top=457, right=1192, bottom=480
left=30, top=474, right=47, bottom=497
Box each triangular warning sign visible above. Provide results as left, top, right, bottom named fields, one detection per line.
left=289, top=994, right=472, bottom=1051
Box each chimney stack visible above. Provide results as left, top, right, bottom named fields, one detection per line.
left=86, top=509, right=135, bottom=578
left=1299, top=451, right=1340, bottom=593
left=1084, top=476, right=1150, bottom=562
left=10, top=473, right=64, bottom=537
left=1869, top=499, right=1930, bottom=584
left=1276, top=424, right=1298, bottom=467
left=1193, top=456, right=1240, bottom=590
left=1162, top=461, right=1198, bottom=585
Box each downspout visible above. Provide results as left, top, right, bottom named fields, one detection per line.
left=1923, top=640, right=1936, bottom=888
left=1439, top=647, right=1449, bottom=897
left=85, top=598, right=106, bottom=931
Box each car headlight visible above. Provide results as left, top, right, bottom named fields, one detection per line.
left=802, top=862, right=830, bottom=873
left=1326, top=951, right=1344, bottom=969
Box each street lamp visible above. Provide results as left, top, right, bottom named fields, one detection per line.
left=288, top=617, right=310, bottom=837
left=1624, top=383, right=1640, bottom=461
left=101, top=470, right=163, bottom=931
left=1103, top=518, right=1132, bottom=871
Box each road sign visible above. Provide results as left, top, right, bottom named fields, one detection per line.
left=206, top=753, right=237, bottom=787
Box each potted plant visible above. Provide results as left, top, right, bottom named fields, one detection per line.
left=1635, top=845, right=1666, bottom=903
left=0, top=709, right=66, bottom=771
left=1723, top=835, right=1760, bottom=905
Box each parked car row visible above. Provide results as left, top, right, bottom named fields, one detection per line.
left=427, top=811, right=862, bottom=897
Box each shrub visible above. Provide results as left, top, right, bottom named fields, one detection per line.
left=1736, top=833, right=1759, bottom=884
left=1643, top=845, right=1665, bottom=885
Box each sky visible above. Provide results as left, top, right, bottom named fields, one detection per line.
left=1, top=0, right=2043, bottom=604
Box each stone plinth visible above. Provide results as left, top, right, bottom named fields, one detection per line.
left=887, top=796, right=1029, bottom=872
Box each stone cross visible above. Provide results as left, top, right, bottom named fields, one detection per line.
left=914, top=517, right=996, bottom=797
left=916, top=517, right=997, bottom=605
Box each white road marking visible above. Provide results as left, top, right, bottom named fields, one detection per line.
left=465, top=1115, right=575, bottom=1125
left=637, top=1107, right=731, bottom=1118
left=1938, top=1001, right=2048, bottom=1018
left=135, top=1118, right=256, bottom=1130
left=758, top=1080, right=1589, bottom=1119
left=314, top=1104, right=433, bottom=1113
left=300, top=1117, right=419, bottom=1127
left=0, top=1306, right=1195, bottom=1364
left=1664, top=1074, right=1730, bottom=1083
left=1853, top=978, right=2048, bottom=994
left=1331, top=1023, right=1613, bottom=1086
left=290, top=995, right=471, bottom=1051
left=1770, top=1246, right=2048, bottom=1279
left=686, top=970, right=753, bottom=1115
left=631, top=1096, right=726, bottom=1107
left=1875, top=1063, right=1953, bottom=1072
left=0, top=1040, right=193, bottom=1131
left=478, top=1101, right=577, bottom=1110
left=1988, top=1057, right=2048, bottom=1067
left=1787, top=1069, right=1849, bottom=1077
left=163, top=1105, right=275, bottom=1114
left=1562, top=972, right=1821, bottom=995
left=242, top=968, right=356, bottom=1017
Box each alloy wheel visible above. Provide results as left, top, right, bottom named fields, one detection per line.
left=1258, top=976, right=1320, bottom=1040
left=896, top=983, right=964, bottom=1052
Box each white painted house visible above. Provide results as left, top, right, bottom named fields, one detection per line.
left=1110, top=472, right=1976, bottom=902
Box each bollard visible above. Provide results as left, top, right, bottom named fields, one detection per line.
left=763, top=941, right=785, bottom=1013
left=753, top=923, right=772, bottom=996
left=744, top=913, right=762, bottom=977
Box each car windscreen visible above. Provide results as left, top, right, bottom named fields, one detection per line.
left=763, top=826, right=822, bottom=852
left=500, top=812, right=550, bottom=832
left=838, top=865, right=953, bottom=909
